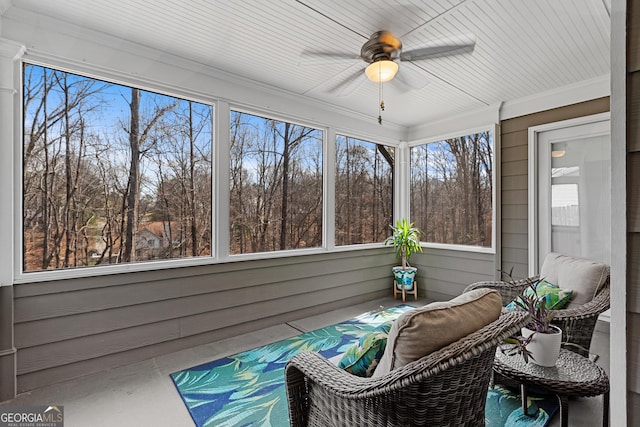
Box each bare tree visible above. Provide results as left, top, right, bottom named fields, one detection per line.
left=410, top=132, right=493, bottom=247
left=23, top=65, right=104, bottom=270
left=335, top=136, right=393, bottom=245
left=229, top=112, right=322, bottom=254
left=23, top=64, right=213, bottom=271
left=122, top=88, right=178, bottom=262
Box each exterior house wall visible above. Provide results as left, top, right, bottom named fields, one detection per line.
left=627, top=0, right=640, bottom=421
left=499, top=97, right=610, bottom=278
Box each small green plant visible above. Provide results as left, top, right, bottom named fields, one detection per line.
left=499, top=268, right=556, bottom=363
left=501, top=268, right=555, bottom=333
left=384, top=219, right=423, bottom=270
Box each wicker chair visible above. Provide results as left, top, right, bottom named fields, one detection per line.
left=464, top=257, right=610, bottom=358
left=285, top=310, right=528, bottom=427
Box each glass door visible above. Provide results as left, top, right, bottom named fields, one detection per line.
left=530, top=113, right=611, bottom=274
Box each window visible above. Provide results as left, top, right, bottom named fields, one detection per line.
left=23, top=64, right=213, bottom=272
left=410, top=131, right=493, bottom=247
left=229, top=111, right=323, bottom=254
left=335, top=135, right=393, bottom=245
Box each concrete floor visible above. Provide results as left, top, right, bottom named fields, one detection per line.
left=0, top=296, right=610, bottom=426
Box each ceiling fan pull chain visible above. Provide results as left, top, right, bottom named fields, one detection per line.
left=378, top=76, right=384, bottom=125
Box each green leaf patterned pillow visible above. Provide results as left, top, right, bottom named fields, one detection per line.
left=506, top=280, right=573, bottom=310
left=338, top=320, right=393, bottom=377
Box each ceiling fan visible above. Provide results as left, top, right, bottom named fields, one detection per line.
left=304, top=30, right=476, bottom=96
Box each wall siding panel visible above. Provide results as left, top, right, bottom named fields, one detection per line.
left=502, top=219, right=528, bottom=235
left=629, top=3, right=640, bottom=410
left=500, top=129, right=527, bottom=149
left=502, top=204, right=528, bottom=220
left=16, top=290, right=385, bottom=392
left=628, top=154, right=640, bottom=233
left=630, top=0, right=640, bottom=73
left=501, top=160, right=529, bottom=177
left=501, top=174, right=528, bottom=191
left=14, top=250, right=385, bottom=301
left=15, top=260, right=391, bottom=325
left=500, top=98, right=610, bottom=134
left=629, top=312, right=640, bottom=393
left=13, top=249, right=393, bottom=390
left=630, top=73, right=640, bottom=152
left=15, top=265, right=392, bottom=348
left=411, top=249, right=495, bottom=302
left=631, top=393, right=640, bottom=427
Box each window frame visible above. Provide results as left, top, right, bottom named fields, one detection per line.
left=226, top=106, right=327, bottom=256
left=13, top=56, right=492, bottom=284
left=407, top=124, right=498, bottom=254
left=16, top=58, right=219, bottom=283
left=333, top=133, right=395, bottom=247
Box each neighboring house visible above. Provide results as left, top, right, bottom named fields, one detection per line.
left=136, top=222, right=177, bottom=260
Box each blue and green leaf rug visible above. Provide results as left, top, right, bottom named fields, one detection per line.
left=171, top=305, right=558, bottom=426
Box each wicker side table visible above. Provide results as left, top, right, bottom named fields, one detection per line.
left=494, top=348, right=610, bottom=427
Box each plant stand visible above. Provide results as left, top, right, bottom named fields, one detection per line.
left=393, top=280, right=418, bottom=302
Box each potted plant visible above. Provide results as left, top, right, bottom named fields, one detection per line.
left=384, top=219, right=423, bottom=297
left=501, top=270, right=562, bottom=367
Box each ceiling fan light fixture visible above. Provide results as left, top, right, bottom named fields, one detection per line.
left=365, top=59, right=398, bottom=83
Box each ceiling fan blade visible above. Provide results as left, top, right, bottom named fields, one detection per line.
left=301, top=50, right=362, bottom=65
left=301, top=49, right=360, bottom=59
left=400, top=42, right=475, bottom=61
left=400, top=34, right=476, bottom=61
left=393, top=62, right=429, bottom=91
left=328, top=67, right=366, bottom=97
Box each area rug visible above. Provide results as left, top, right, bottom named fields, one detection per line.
left=171, top=305, right=558, bottom=427
left=486, top=385, right=559, bottom=427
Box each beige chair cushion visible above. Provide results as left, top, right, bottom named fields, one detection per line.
left=539, top=252, right=609, bottom=308
left=372, top=288, right=502, bottom=377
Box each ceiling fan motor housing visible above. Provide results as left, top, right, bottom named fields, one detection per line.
left=361, top=31, right=402, bottom=63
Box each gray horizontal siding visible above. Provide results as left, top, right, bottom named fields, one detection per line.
left=501, top=174, right=528, bottom=191
left=630, top=312, right=640, bottom=393
left=411, top=248, right=495, bottom=302
left=632, top=394, right=640, bottom=427
left=630, top=73, right=640, bottom=152
left=630, top=153, right=640, bottom=232
left=14, top=254, right=390, bottom=323
left=629, top=8, right=640, bottom=407
left=13, top=248, right=394, bottom=392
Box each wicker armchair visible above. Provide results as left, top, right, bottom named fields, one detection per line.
left=464, top=259, right=610, bottom=358
left=285, top=310, right=528, bottom=427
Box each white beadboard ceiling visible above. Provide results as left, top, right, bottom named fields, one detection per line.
left=3, top=0, right=610, bottom=128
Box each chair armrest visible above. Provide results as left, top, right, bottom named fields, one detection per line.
left=551, top=285, right=610, bottom=321
left=464, top=276, right=539, bottom=306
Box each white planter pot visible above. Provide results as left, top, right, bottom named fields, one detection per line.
left=521, top=325, right=562, bottom=367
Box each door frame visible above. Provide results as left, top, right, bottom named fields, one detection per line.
left=527, top=111, right=610, bottom=276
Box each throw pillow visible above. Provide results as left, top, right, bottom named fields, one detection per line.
left=505, top=280, right=573, bottom=310
left=338, top=320, right=393, bottom=377
left=372, top=288, right=502, bottom=378
left=539, top=252, right=609, bottom=307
